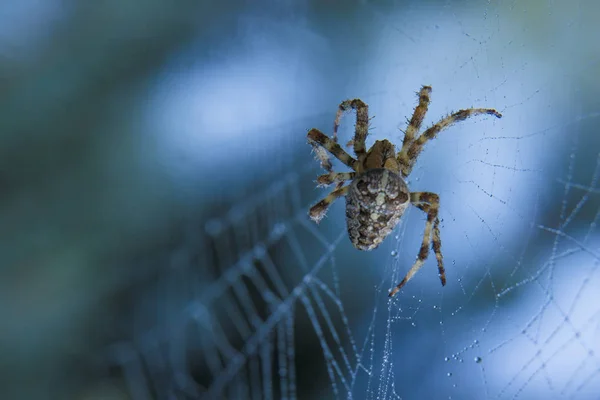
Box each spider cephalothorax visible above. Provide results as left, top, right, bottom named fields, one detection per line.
left=307, top=86, right=502, bottom=296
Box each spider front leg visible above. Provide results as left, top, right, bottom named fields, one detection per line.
left=308, top=129, right=358, bottom=171
left=311, top=143, right=334, bottom=172
left=333, top=99, right=369, bottom=164
left=400, top=107, right=502, bottom=177
left=310, top=125, right=342, bottom=172
left=309, top=185, right=350, bottom=223
left=397, top=85, right=432, bottom=167
left=389, top=191, right=445, bottom=297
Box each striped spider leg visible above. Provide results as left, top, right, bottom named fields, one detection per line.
left=307, top=98, right=369, bottom=222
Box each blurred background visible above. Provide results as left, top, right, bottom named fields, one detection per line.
left=1, top=1, right=599, bottom=399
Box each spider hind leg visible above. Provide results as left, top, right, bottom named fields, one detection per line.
left=389, top=191, right=444, bottom=297
left=309, top=185, right=350, bottom=223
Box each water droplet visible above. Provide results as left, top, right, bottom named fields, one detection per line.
left=411, top=322, right=416, bottom=327
left=444, top=357, right=449, bottom=362
left=447, top=372, right=453, bottom=377
left=473, top=339, right=479, bottom=345
left=433, top=305, right=437, bottom=309
left=475, top=357, right=482, bottom=363
left=391, top=250, right=398, bottom=257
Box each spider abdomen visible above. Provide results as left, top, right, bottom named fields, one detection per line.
left=345, top=168, right=410, bottom=251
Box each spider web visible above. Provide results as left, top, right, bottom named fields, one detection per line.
left=103, top=2, right=600, bottom=399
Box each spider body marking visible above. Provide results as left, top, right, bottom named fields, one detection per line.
left=346, top=167, right=410, bottom=251
left=307, top=86, right=502, bottom=297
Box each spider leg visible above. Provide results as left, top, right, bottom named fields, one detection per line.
left=311, top=143, right=334, bottom=172
left=309, top=185, right=350, bottom=223
left=316, top=171, right=357, bottom=187
left=400, top=107, right=502, bottom=177
left=310, top=122, right=342, bottom=172
left=308, top=128, right=358, bottom=171
left=389, top=191, right=444, bottom=297
left=415, top=202, right=445, bottom=286
left=333, top=99, right=369, bottom=164
left=397, top=85, right=432, bottom=168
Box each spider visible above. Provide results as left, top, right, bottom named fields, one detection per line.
left=307, top=85, right=502, bottom=297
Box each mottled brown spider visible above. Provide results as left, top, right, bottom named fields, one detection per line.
left=307, top=86, right=502, bottom=297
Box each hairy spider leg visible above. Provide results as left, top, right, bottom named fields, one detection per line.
left=400, top=108, right=502, bottom=177
left=316, top=171, right=357, bottom=187
left=389, top=191, right=444, bottom=297
left=333, top=99, right=369, bottom=165
left=310, top=114, right=342, bottom=173
left=416, top=202, right=444, bottom=284
left=308, top=129, right=358, bottom=171
left=310, top=143, right=334, bottom=172
left=309, top=185, right=350, bottom=223
left=397, top=85, right=432, bottom=167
